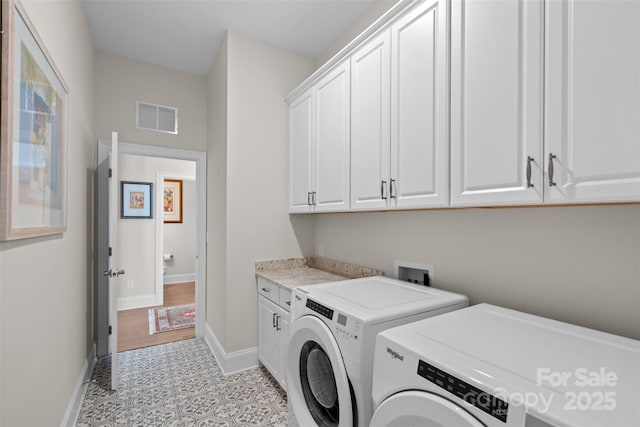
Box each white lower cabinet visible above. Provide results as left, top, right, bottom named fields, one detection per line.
left=257, top=278, right=291, bottom=390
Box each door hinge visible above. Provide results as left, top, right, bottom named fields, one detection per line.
left=109, top=168, right=112, bottom=178
left=109, top=325, right=112, bottom=335
left=108, top=247, right=112, bottom=256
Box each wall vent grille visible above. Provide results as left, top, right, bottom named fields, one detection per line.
left=136, top=101, right=178, bottom=134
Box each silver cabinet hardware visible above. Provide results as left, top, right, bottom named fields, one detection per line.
left=381, top=180, right=387, bottom=200
left=275, top=315, right=281, bottom=331
left=311, top=191, right=317, bottom=205
left=286, top=301, right=291, bottom=306
left=261, top=287, right=270, bottom=293
left=307, top=192, right=311, bottom=206
left=548, top=153, right=557, bottom=186
left=526, top=156, right=534, bottom=188
left=390, top=179, right=396, bottom=199
left=272, top=313, right=276, bottom=328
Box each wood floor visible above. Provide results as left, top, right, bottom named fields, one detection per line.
left=118, top=282, right=195, bottom=352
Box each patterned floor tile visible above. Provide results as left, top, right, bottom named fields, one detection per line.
left=77, top=339, right=287, bottom=426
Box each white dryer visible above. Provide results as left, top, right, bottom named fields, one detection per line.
left=371, top=303, right=640, bottom=427
left=286, top=276, right=468, bottom=427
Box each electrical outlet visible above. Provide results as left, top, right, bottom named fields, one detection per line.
left=127, top=280, right=134, bottom=290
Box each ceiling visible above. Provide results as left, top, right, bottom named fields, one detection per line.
left=83, top=0, right=385, bottom=76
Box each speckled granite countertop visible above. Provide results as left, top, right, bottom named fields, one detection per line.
left=255, top=257, right=383, bottom=290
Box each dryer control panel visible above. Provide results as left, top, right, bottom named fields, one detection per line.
left=418, top=360, right=509, bottom=423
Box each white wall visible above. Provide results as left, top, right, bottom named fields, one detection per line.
left=118, top=154, right=195, bottom=304
left=0, top=1, right=95, bottom=424
left=94, top=51, right=207, bottom=151
left=315, top=0, right=399, bottom=68
left=207, top=32, right=316, bottom=353
left=163, top=179, right=196, bottom=277
left=315, top=205, right=640, bottom=340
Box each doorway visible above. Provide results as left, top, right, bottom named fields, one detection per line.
left=96, top=141, right=206, bottom=360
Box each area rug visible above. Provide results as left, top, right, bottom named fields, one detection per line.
left=149, top=303, right=196, bottom=334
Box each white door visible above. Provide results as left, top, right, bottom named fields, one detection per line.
left=350, top=30, right=391, bottom=211
left=370, top=391, right=485, bottom=427
left=289, top=89, right=314, bottom=213
left=108, top=131, right=121, bottom=390
left=391, top=0, right=450, bottom=209
left=545, top=0, right=640, bottom=203
left=314, top=60, right=351, bottom=212
left=450, top=0, right=544, bottom=206
left=257, top=297, right=278, bottom=379
left=286, top=315, right=353, bottom=427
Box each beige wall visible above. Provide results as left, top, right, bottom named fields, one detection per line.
left=0, top=0, right=95, bottom=425
left=164, top=179, right=196, bottom=276
left=207, top=32, right=316, bottom=353
left=315, top=205, right=640, bottom=340
left=118, top=154, right=195, bottom=301
left=315, top=0, right=399, bottom=68
left=94, top=51, right=208, bottom=151
left=207, top=35, right=229, bottom=345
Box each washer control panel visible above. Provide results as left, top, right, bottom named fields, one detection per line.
left=306, top=298, right=334, bottom=320
left=418, top=360, right=509, bottom=423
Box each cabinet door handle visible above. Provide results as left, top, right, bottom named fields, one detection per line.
left=276, top=315, right=281, bottom=331
left=285, top=301, right=291, bottom=306
left=526, top=156, right=534, bottom=188
left=381, top=180, right=387, bottom=200
left=272, top=313, right=276, bottom=328
left=307, top=192, right=311, bottom=206
left=312, top=191, right=317, bottom=206
left=261, top=287, right=270, bottom=293
left=548, top=153, right=557, bottom=187
left=390, top=179, right=396, bottom=199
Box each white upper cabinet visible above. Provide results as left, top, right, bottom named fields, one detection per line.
left=314, top=61, right=351, bottom=212
left=351, top=0, right=449, bottom=211
left=391, top=0, right=449, bottom=208
left=350, top=30, right=391, bottom=211
left=450, top=0, right=544, bottom=207
left=544, top=0, right=640, bottom=203
left=289, top=89, right=314, bottom=213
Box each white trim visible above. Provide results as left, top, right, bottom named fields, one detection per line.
left=60, top=343, right=96, bottom=427
left=117, top=294, right=156, bottom=311
left=99, top=140, right=207, bottom=339
left=204, top=323, right=259, bottom=375
left=163, top=273, right=196, bottom=285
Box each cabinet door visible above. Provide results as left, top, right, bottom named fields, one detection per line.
left=314, top=61, right=351, bottom=212
left=390, top=0, right=449, bottom=209
left=450, top=0, right=544, bottom=206
left=289, top=89, right=314, bottom=213
left=258, top=297, right=278, bottom=379
left=277, top=310, right=290, bottom=391
left=545, top=0, right=640, bottom=203
left=350, top=30, right=391, bottom=211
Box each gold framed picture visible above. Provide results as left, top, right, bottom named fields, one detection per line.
left=163, top=179, right=182, bottom=223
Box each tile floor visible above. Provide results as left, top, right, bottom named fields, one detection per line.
left=76, top=338, right=288, bottom=426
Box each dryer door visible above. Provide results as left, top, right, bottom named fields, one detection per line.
left=286, top=315, right=354, bottom=427
left=370, top=391, right=485, bottom=427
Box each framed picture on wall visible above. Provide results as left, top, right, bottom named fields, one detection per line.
left=121, top=181, right=153, bottom=219
left=0, top=0, right=69, bottom=240
left=163, top=179, right=183, bottom=223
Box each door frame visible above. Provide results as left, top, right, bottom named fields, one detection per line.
left=97, top=140, right=207, bottom=342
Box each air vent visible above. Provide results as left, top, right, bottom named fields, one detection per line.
left=136, top=101, right=178, bottom=134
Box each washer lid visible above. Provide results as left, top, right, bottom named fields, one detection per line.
left=370, top=390, right=485, bottom=427
left=297, top=276, right=468, bottom=322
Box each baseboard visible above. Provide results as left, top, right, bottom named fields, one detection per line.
left=204, top=323, right=258, bottom=375
left=163, top=273, right=196, bottom=285
left=60, top=342, right=96, bottom=427
left=117, top=294, right=156, bottom=311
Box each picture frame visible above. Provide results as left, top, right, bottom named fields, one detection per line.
left=0, top=0, right=69, bottom=240
left=121, top=181, right=153, bottom=219
left=163, top=179, right=183, bottom=223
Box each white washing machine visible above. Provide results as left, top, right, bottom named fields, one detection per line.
left=371, top=303, right=640, bottom=427
left=286, top=276, right=469, bottom=427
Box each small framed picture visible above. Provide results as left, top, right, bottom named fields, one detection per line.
left=163, top=179, right=183, bottom=223
left=121, top=181, right=153, bottom=219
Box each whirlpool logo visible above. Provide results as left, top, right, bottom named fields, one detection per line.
left=387, top=347, right=404, bottom=361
